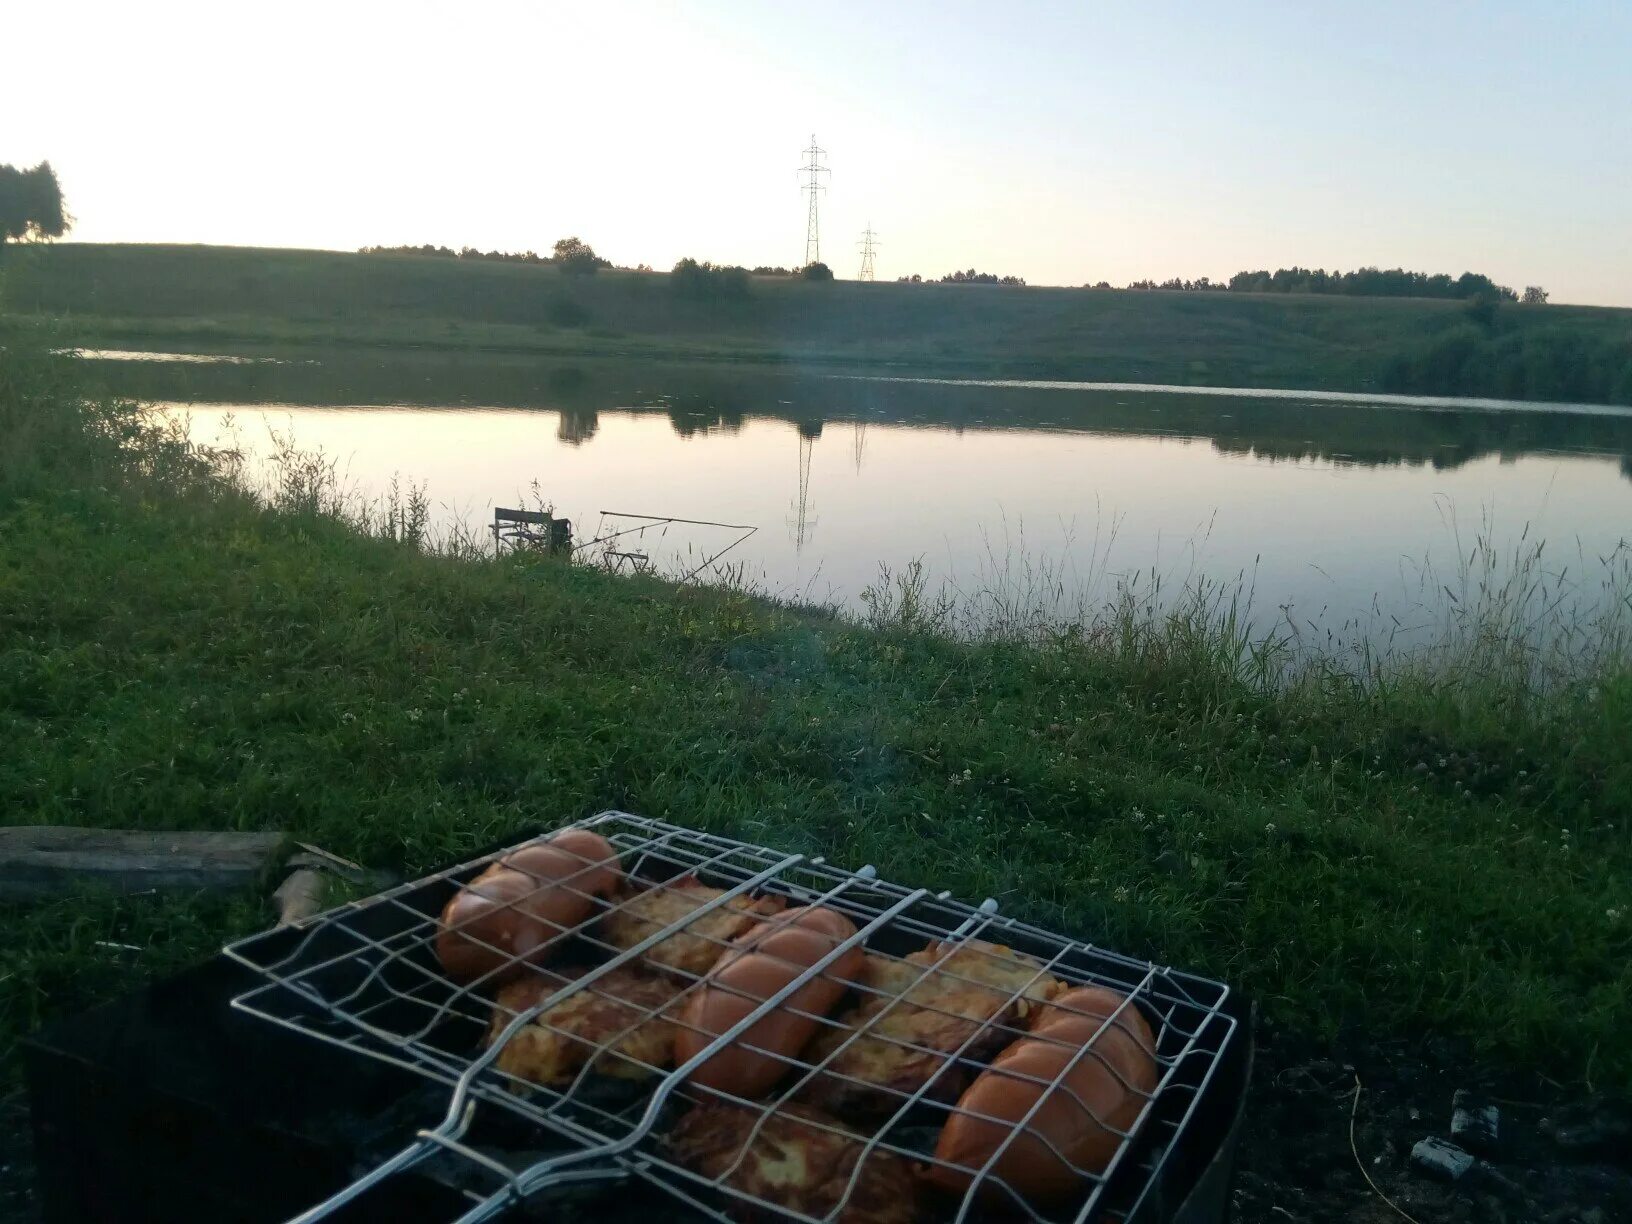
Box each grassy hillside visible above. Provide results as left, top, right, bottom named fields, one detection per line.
left=7, top=242, right=1631, bottom=401
left=3, top=339, right=1630, bottom=1092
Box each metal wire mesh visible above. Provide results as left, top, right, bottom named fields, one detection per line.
left=225, top=813, right=1237, bottom=1223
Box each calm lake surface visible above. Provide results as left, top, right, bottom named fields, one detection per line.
left=86, top=347, right=1632, bottom=645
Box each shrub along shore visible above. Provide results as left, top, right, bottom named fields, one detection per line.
left=1, top=338, right=1629, bottom=1092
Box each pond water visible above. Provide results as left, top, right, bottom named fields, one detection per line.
left=85, top=347, right=1632, bottom=646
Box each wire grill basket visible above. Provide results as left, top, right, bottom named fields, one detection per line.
left=225, top=813, right=1238, bottom=1223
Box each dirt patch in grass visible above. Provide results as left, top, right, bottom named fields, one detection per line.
left=1238, top=1020, right=1631, bottom=1223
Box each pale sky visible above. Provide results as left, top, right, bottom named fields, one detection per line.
left=7, top=1, right=1630, bottom=304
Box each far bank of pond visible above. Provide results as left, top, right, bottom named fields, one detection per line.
left=9, top=241, right=1632, bottom=403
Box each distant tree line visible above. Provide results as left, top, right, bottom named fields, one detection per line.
left=359, top=236, right=610, bottom=274
left=1122, top=277, right=1228, bottom=292
left=359, top=242, right=845, bottom=291
left=360, top=243, right=546, bottom=263
left=943, top=269, right=1026, bottom=285
left=895, top=269, right=1027, bottom=286
left=750, top=263, right=834, bottom=280
left=1230, top=266, right=1519, bottom=300
left=353, top=238, right=1552, bottom=310
left=1100, top=266, right=1532, bottom=302
left=0, top=161, right=69, bottom=244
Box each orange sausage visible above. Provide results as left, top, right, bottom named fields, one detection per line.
left=504, top=827, right=622, bottom=897
left=1032, top=986, right=1156, bottom=1051
left=677, top=905, right=863, bottom=1098
left=926, top=986, right=1158, bottom=1205
left=435, top=829, right=621, bottom=982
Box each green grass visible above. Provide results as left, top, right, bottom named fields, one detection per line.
left=7, top=242, right=1632, bottom=401
left=2, top=338, right=1630, bottom=1092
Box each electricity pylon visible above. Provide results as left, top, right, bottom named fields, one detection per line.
left=857, top=223, right=880, bottom=281
left=799, top=135, right=829, bottom=267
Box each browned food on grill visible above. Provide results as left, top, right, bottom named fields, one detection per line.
left=801, top=941, right=1062, bottom=1116
left=602, top=875, right=785, bottom=978
left=667, top=1101, right=921, bottom=1224
left=487, top=963, right=681, bottom=1085
left=677, top=906, right=864, bottom=1098
left=924, top=985, right=1159, bottom=1206
left=436, top=828, right=622, bottom=983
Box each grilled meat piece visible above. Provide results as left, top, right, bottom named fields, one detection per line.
left=487, top=964, right=681, bottom=1085
left=602, top=875, right=785, bottom=978
left=801, top=941, right=1061, bottom=1116
left=667, top=1101, right=921, bottom=1224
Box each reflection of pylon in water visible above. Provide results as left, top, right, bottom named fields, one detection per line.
left=787, top=427, right=819, bottom=551
left=851, top=422, right=867, bottom=473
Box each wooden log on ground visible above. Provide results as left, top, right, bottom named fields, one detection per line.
left=0, top=826, right=288, bottom=900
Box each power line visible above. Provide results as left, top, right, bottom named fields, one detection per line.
left=857, top=223, right=880, bottom=281
left=798, top=134, right=829, bottom=267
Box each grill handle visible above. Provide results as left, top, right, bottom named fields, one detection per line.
left=283, top=1122, right=638, bottom=1224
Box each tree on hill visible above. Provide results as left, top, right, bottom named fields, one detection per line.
left=671, top=258, right=751, bottom=300
left=0, top=161, right=70, bottom=244
left=553, top=236, right=608, bottom=275
left=1522, top=286, right=1550, bottom=305
left=801, top=261, right=834, bottom=282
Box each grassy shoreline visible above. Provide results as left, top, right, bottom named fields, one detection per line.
left=7, top=242, right=1632, bottom=402
left=2, top=340, right=1630, bottom=1092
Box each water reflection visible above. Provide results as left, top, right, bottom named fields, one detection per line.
left=791, top=428, right=818, bottom=551
left=83, top=346, right=1632, bottom=482
left=557, top=409, right=598, bottom=446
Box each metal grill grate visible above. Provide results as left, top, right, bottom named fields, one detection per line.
left=225, top=813, right=1238, bottom=1223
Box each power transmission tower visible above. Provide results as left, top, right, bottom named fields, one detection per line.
left=857, top=223, right=880, bottom=281
left=798, top=135, right=829, bottom=267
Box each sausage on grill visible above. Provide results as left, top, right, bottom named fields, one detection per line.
left=435, top=828, right=621, bottom=982
left=925, top=985, right=1158, bottom=1205
left=677, top=905, right=862, bottom=1098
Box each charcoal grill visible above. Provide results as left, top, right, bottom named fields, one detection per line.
left=222, top=813, right=1244, bottom=1223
